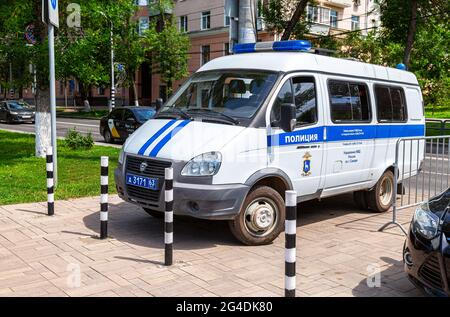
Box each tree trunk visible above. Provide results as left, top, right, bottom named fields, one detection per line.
left=403, top=0, right=418, bottom=68
left=80, top=83, right=91, bottom=112
left=281, top=0, right=309, bottom=41
left=34, top=88, right=51, bottom=158
left=131, top=72, right=139, bottom=106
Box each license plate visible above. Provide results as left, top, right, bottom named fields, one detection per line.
left=22, top=116, right=31, bottom=119
left=126, top=173, right=159, bottom=190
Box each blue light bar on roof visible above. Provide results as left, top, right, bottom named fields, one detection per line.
left=233, top=40, right=312, bottom=54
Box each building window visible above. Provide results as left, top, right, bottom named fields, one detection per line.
left=224, top=42, right=230, bottom=56
left=138, top=17, right=149, bottom=36
left=224, top=8, right=231, bottom=26
left=307, top=5, right=319, bottom=23
left=329, top=80, right=371, bottom=123
left=351, top=15, right=360, bottom=31
left=320, top=7, right=330, bottom=25
left=179, top=15, right=188, bottom=32
left=201, top=45, right=211, bottom=65
left=330, top=10, right=338, bottom=28
left=201, top=11, right=211, bottom=30
left=98, top=86, right=105, bottom=96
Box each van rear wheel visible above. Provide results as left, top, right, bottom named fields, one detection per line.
left=367, top=170, right=395, bottom=213
left=228, top=186, right=285, bottom=246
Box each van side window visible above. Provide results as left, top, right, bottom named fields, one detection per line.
left=329, top=80, right=371, bottom=123
left=375, top=85, right=407, bottom=122
left=270, top=80, right=293, bottom=126
left=292, top=77, right=317, bottom=126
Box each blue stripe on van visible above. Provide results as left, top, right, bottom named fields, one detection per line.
left=149, top=120, right=191, bottom=157
left=268, top=124, right=425, bottom=147
left=137, top=120, right=177, bottom=155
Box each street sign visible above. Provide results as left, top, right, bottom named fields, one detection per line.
left=25, top=24, right=37, bottom=45
left=42, top=0, right=59, bottom=27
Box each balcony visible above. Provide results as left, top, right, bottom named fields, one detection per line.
left=326, top=0, right=353, bottom=8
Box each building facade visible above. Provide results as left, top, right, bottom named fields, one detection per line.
left=12, top=0, right=380, bottom=107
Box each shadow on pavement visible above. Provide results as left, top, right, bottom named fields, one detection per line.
left=82, top=201, right=239, bottom=250
left=352, top=257, right=424, bottom=297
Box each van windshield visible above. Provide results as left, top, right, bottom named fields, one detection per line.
left=160, top=70, right=278, bottom=124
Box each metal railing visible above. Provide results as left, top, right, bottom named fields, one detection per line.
left=426, top=119, right=450, bottom=136
left=379, top=135, right=450, bottom=235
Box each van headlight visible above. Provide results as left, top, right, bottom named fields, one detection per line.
left=181, top=152, right=222, bottom=176
left=413, top=203, right=440, bottom=239
left=118, top=147, right=126, bottom=165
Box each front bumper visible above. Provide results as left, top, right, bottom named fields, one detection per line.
left=10, top=114, right=34, bottom=122
left=114, top=158, right=249, bottom=220
left=404, top=228, right=450, bottom=297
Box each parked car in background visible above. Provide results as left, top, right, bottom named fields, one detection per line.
left=404, top=188, right=450, bottom=297
left=100, top=107, right=156, bottom=143
left=0, top=100, right=35, bottom=123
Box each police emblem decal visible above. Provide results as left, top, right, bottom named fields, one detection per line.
left=302, top=152, right=312, bottom=176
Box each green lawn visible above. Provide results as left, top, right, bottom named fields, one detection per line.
left=425, top=106, right=450, bottom=119
left=0, top=131, right=119, bottom=205
left=56, top=110, right=108, bottom=119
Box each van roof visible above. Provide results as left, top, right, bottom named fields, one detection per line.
left=198, top=52, right=419, bottom=86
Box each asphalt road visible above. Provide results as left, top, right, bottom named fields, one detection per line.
left=0, top=117, right=120, bottom=147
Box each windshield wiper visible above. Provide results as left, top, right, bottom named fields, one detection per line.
left=187, top=108, right=239, bottom=125
left=156, top=107, right=192, bottom=120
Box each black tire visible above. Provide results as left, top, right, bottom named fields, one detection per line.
left=103, top=129, right=113, bottom=143
left=143, top=208, right=164, bottom=219
left=367, top=170, right=395, bottom=213
left=228, top=186, right=285, bottom=246
left=353, top=190, right=369, bottom=210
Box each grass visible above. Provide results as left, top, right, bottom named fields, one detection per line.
left=56, top=110, right=108, bottom=119
left=425, top=106, right=450, bottom=119
left=0, top=130, right=119, bottom=205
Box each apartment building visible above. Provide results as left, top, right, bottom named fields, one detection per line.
left=15, top=0, right=380, bottom=107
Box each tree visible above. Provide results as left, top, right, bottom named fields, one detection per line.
left=259, top=0, right=312, bottom=40
left=148, top=0, right=190, bottom=97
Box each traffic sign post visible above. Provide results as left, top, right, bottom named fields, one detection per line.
left=43, top=0, right=59, bottom=185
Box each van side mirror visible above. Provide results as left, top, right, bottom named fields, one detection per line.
left=280, top=104, right=296, bottom=133
left=156, top=98, right=164, bottom=111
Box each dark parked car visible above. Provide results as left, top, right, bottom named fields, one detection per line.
left=404, top=188, right=450, bottom=296
left=0, top=100, right=35, bottom=123
left=99, top=107, right=156, bottom=143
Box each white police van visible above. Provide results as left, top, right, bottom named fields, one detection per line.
left=115, top=40, right=425, bottom=245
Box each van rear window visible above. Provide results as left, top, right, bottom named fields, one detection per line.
left=328, top=80, right=371, bottom=123
left=375, top=85, right=407, bottom=122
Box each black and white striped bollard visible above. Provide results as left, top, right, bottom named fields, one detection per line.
left=100, top=156, right=109, bottom=240
left=164, top=167, right=174, bottom=266
left=46, top=147, right=54, bottom=216
left=285, top=190, right=297, bottom=297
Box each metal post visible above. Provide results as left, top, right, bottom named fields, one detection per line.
left=285, top=190, right=297, bottom=297
left=48, top=24, right=58, bottom=185
left=46, top=147, right=54, bottom=216
left=100, top=157, right=109, bottom=239
left=164, top=167, right=174, bottom=266
left=238, top=0, right=257, bottom=44
left=379, top=140, right=407, bottom=235
left=110, top=22, right=115, bottom=112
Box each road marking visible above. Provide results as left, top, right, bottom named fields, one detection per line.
left=57, top=121, right=98, bottom=128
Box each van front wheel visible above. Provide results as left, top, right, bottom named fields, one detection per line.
left=367, top=170, right=395, bottom=212
left=229, top=186, right=285, bottom=246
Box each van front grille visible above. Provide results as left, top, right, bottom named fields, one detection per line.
left=125, top=156, right=172, bottom=205
left=418, top=254, right=443, bottom=290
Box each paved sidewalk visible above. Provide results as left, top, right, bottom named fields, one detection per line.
left=0, top=194, right=423, bottom=297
